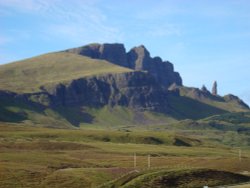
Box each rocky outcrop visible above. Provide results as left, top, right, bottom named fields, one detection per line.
left=65, top=43, right=182, bottom=88
left=212, top=81, right=217, bottom=95
left=99, top=43, right=128, bottom=67
left=171, top=86, right=225, bottom=102
left=65, top=43, right=128, bottom=67
left=127, top=45, right=182, bottom=87
left=224, top=94, right=249, bottom=109
left=168, top=85, right=249, bottom=112
left=201, top=85, right=210, bottom=94
left=44, top=71, right=169, bottom=112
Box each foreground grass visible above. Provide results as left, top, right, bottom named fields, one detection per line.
left=0, top=124, right=250, bottom=187
left=101, top=168, right=250, bottom=188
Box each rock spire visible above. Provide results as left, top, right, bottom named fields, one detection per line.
left=212, top=81, right=217, bottom=95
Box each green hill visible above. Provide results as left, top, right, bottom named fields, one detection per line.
left=0, top=52, right=132, bottom=93
left=0, top=43, right=249, bottom=128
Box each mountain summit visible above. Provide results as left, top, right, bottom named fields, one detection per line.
left=0, top=43, right=248, bottom=127
left=65, top=43, right=182, bottom=87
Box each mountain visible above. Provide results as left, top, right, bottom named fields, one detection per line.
left=0, top=43, right=249, bottom=127
left=65, top=43, right=182, bottom=87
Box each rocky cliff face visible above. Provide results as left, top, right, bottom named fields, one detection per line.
left=65, top=43, right=182, bottom=88
left=44, top=71, right=168, bottom=112
left=65, top=43, right=128, bottom=67
left=0, top=71, right=169, bottom=113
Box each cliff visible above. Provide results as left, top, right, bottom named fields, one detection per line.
left=65, top=43, right=182, bottom=87
left=44, top=71, right=168, bottom=112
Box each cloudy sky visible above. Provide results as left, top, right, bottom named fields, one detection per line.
left=1, top=0, right=250, bottom=104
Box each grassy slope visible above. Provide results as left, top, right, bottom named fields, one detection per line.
left=0, top=93, right=73, bottom=128
left=103, top=168, right=250, bottom=188
left=167, top=95, right=227, bottom=120
left=0, top=52, right=132, bottom=93
left=3, top=96, right=249, bottom=149
left=0, top=124, right=250, bottom=187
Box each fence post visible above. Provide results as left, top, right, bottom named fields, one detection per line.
left=239, top=148, right=242, bottom=162
left=134, top=153, right=137, bottom=168
left=148, top=154, right=151, bottom=169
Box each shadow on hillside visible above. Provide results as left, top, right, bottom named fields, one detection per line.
left=0, top=94, right=44, bottom=123
left=0, top=106, right=27, bottom=123
left=53, top=106, right=94, bottom=127
left=167, top=95, right=228, bottom=120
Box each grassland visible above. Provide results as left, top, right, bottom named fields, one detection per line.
left=0, top=123, right=250, bottom=187
left=102, top=168, right=250, bottom=188
left=0, top=52, right=132, bottom=93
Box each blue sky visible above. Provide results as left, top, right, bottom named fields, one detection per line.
left=1, top=0, right=250, bottom=104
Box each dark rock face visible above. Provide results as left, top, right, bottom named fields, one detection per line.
left=99, top=43, right=128, bottom=67
left=201, top=85, right=210, bottom=94
left=65, top=43, right=101, bottom=58
left=0, top=71, right=169, bottom=113
left=127, top=45, right=151, bottom=70
left=127, top=45, right=182, bottom=87
left=45, top=72, right=169, bottom=112
left=65, top=43, right=182, bottom=88
left=65, top=43, right=128, bottom=67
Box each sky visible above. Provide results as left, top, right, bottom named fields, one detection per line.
left=1, top=0, right=250, bottom=104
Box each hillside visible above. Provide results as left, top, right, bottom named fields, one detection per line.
left=0, top=43, right=249, bottom=127
left=0, top=52, right=132, bottom=93
left=177, top=86, right=249, bottom=112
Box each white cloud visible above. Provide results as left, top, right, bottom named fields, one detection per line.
left=0, top=0, right=123, bottom=44
left=35, top=1, right=123, bottom=43
left=0, top=0, right=47, bottom=12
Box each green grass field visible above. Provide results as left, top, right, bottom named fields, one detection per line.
left=0, top=123, right=250, bottom=188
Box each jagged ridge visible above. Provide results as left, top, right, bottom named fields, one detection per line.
left=65, top=43, right=182, bottom=87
